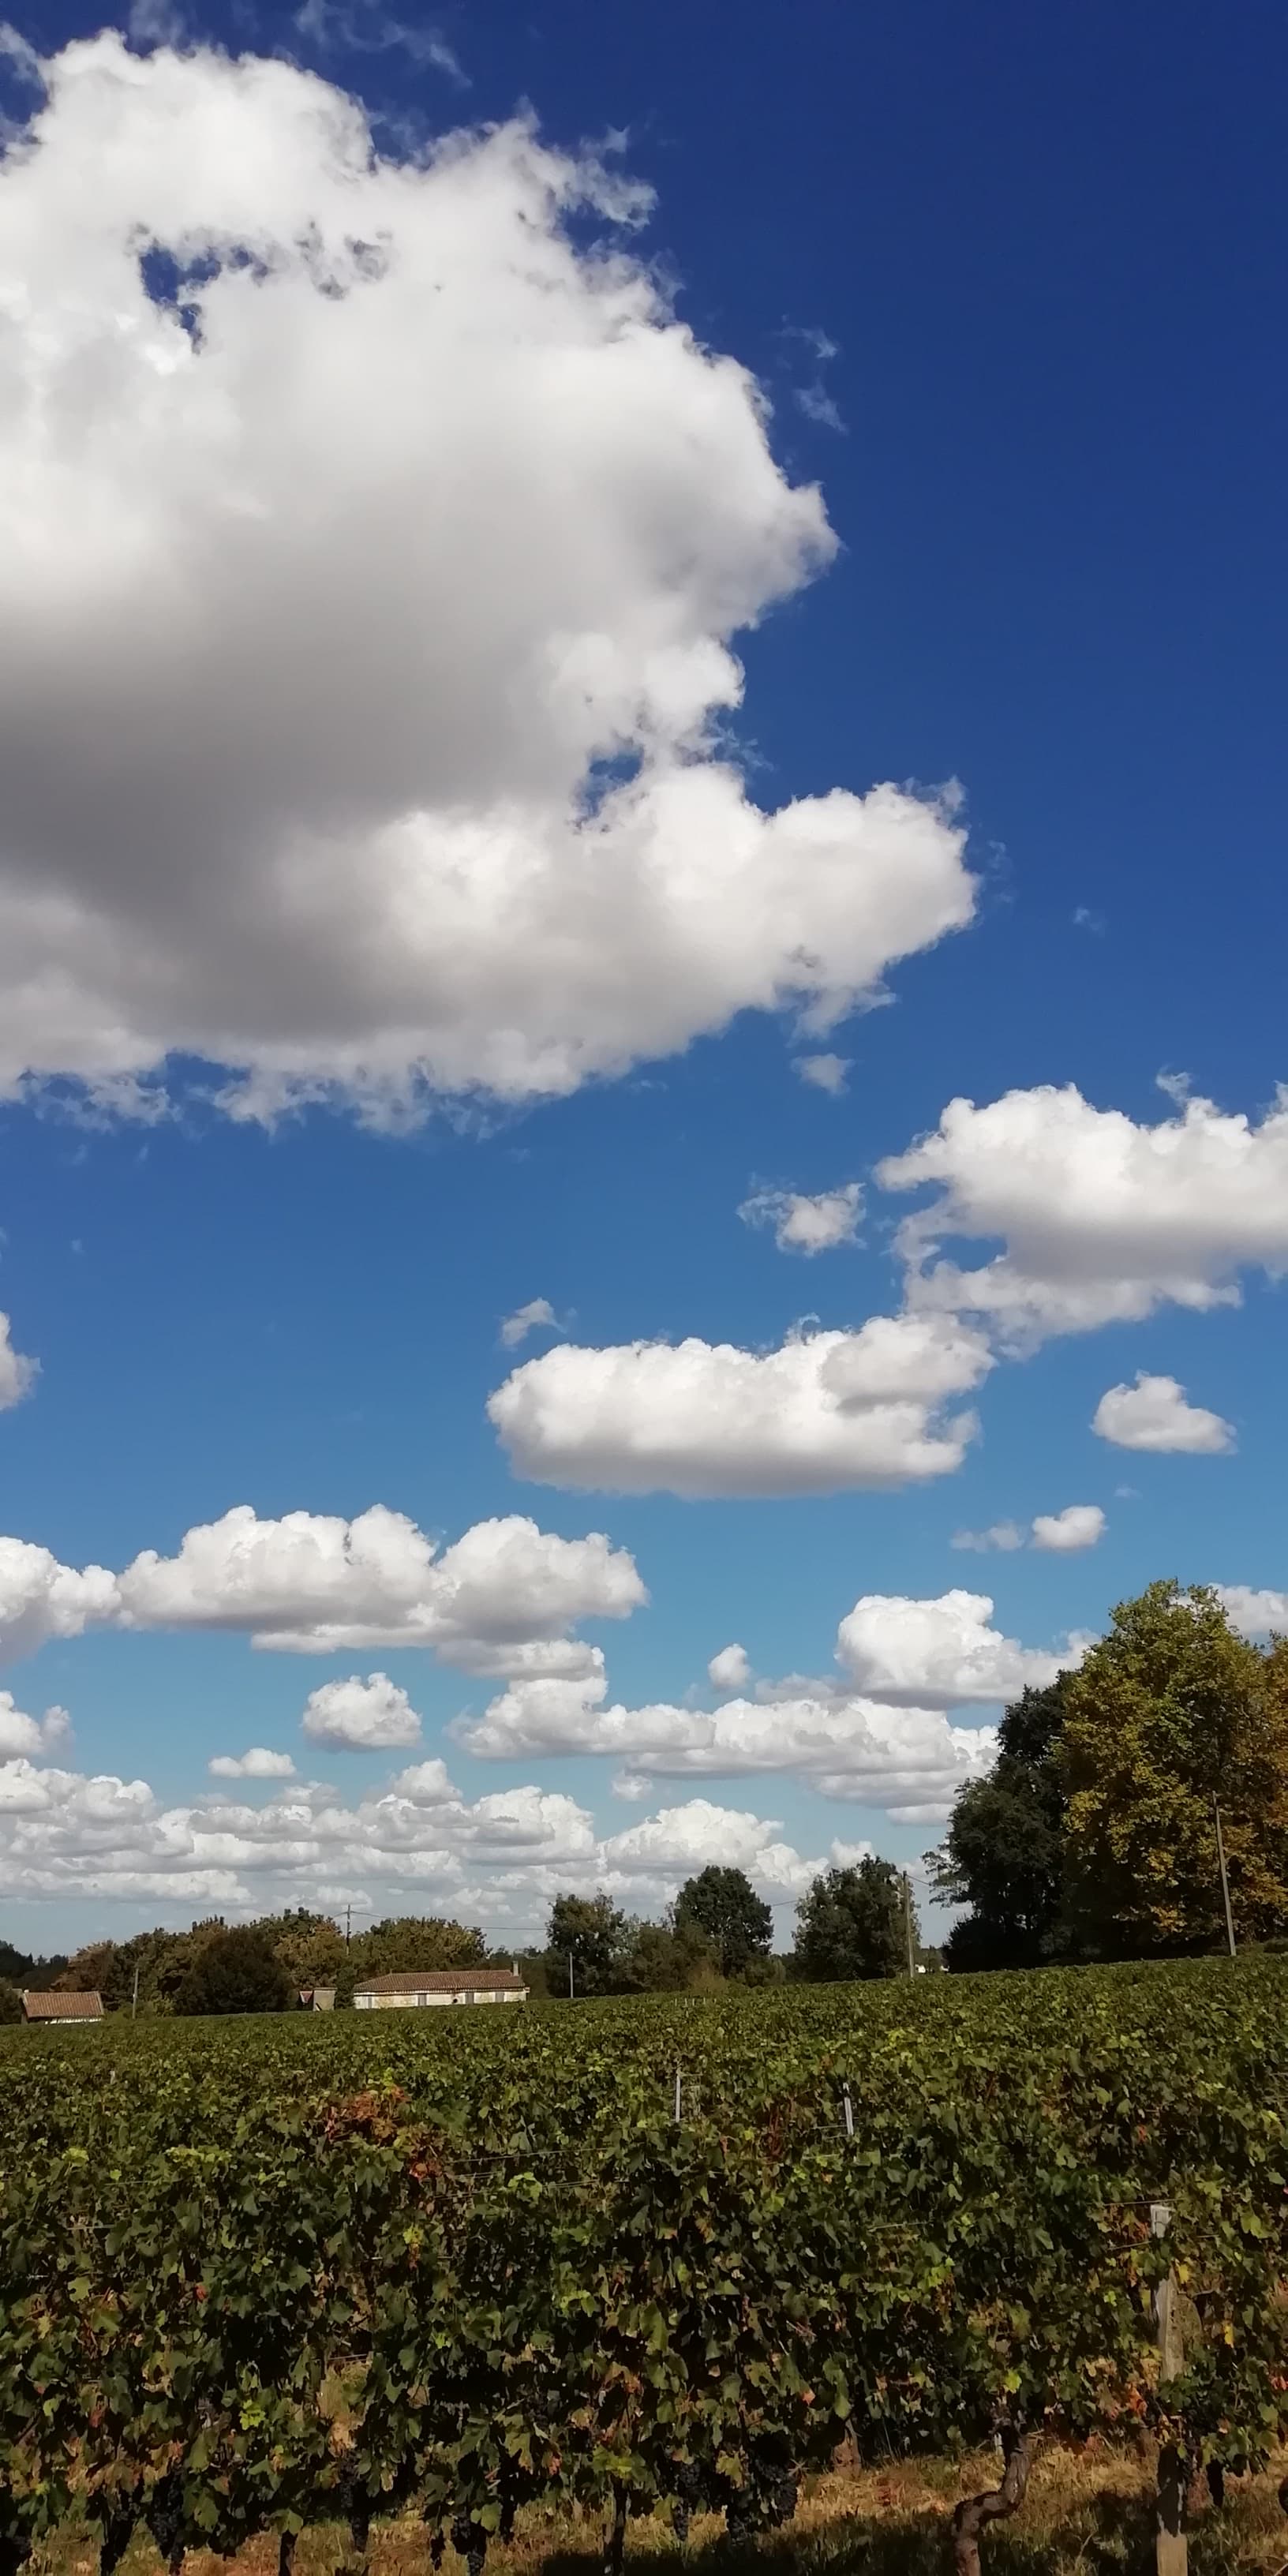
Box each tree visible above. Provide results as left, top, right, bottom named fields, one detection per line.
left=930, top=1678, right=1072, bottom=1969
left=673, top=1866, right=772, bottom=1977
left=1061, top=1581, right=1288, bottom=1956
left=260, top=1909, right=346, bottom=1991
left=619, top=1915, right=721, bottom=1994
left=0, top=1940, right=66, bottom=1989
left=350, top=1916, right=486, bottom=1979
left=0, top=1980, right=21, bottom=2024
left=545, top=1891, right=630, bottom=1996
left=174, top=1926, right=294, bottom=2016
left=790, top=1859, right=913, bottom=1982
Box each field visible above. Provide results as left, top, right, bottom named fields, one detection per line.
left=2, top=1960, right=1286, bottom=2576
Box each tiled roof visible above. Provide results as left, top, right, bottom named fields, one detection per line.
left=355, top=1968, right=526, bottom=1995
left=23, top=1989, right=103, bottom=2020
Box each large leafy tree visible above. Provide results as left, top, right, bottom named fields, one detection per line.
left=790, top=1859, right=914, bottom=1982
left=1061, top=1580, right=1288, bottom=1955
left=673, top=1866, right=772, bottom=1976
left=174, top=1926, right=294, bottom=2016
left=546, top=1891, right=630, bottom=1996
left=0, top=1981, right=21, bottom=2024
left=931, top=1678, right=1072, bottom=1969
left=350, top=1916, right=486, bottom=1977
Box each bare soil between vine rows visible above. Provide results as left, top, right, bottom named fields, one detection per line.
left=31, top=2446, right=1288, bottom=2576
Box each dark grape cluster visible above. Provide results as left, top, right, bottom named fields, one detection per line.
left=144, top=2474, right=185, bottom=2574
left=451, top=2511, right=487, bottom=2576
left=331, top=2460, right=372, bottom=2557
left=95, top=2507, right=136, bottom=2576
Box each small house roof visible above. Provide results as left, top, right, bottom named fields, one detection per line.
left=354, top=1968, right=526, bottom=1995
left=23, top=1989, right=103, bottom=2020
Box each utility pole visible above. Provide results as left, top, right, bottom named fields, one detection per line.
left=1213, top=1799, right=1237, bottom=1958
left=904, top=1873, right=915, bottom=1976
left=567, top=1949, right=575, bottom=2001
left=345, top=1901, right=352, bottom=1948
left=131, top=1961, right=140, bottom=2022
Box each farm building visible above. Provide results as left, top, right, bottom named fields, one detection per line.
left=354, top=1968, right=527, bottom=2010
left=298, top=1988, right=335, bottom=2010
left=22, top=1990, right=103, bottom=2024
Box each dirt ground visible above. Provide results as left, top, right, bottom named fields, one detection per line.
left=34, top=2446, right=1288, bottom=2576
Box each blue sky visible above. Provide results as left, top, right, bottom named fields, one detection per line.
left=1, top=0, right=1286, bottom=1953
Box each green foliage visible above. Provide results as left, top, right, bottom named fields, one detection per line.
left=0, top=1980, right=20, bottom=2025
left=790, top=1857, right=914, bottom=1980
left=350, top=1915, right=486, bottom=1979
left=620, top=1915, right=721, bottom=1993
left=1062, top=1581, right=1288, bottom=1955
left=933, top=1679, right=1071, bottom=1969
left=0, top=1941, right=65, bottom=1989
left=173, top=1926, right=294, bottom=2016
left=674, top=1865, right=772, bottom=1976
left=546, top=1889, right=630, bottom=1994
left=2, top=1957, right=1287, bottom=2567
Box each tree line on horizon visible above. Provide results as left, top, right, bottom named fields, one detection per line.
left=4, top=1578, right=1283, bottom=2017
left=0, top=1856, right=925, bottom=2018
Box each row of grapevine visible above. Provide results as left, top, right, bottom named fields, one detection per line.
left=1, top=1956, right=1286, bottom=2572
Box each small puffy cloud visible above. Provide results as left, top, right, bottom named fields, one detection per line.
left=0, top=1538, right=119, bottom=1661
left=836, top=1589, right=1078, bottom=1706
left=489, top=1315, right=989, bottom=1498
left=0, top=38, right=977, bottom=1123
left=208, top=1747, right=298, bottom=1779
left=795, top=1054, right=850, bottom=1095
left=1030, top=1504, right=1106, bottom=1552
left=0, top=1317, right=37, bottom=1411
left=953, top=1508, right=1104, bottom=1553
left=0, top=1695, right=69, bottom=1758
left=301, top=1673, right=421, bottom=1750
left=880, top=1084, right=1288, bottom=1345
left=500, top=1298, right=562, bottom=1350
left=1091, top=1373, right=1234, bottom=1455
left=708, top=1642, right=752, bottom=1692
left=739, top=1181, right=863, bottom=1254
left=1218, top=1587, right=1288, bottom=1638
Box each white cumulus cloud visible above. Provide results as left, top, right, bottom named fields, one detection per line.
left=835, top=1589, right=1080, bottom=1706
left=880, top=1084, right=1288, bottom=1344
left=0, top=36, right=975, bottom=1123
left=708, top=1642, right=752, bottom=1692
left=0, top=1538, right=119, bottom=1661
left=1217, top=1587, right=1288, bottom=1638
left=739, top=1181, right=863, bottom=1254
left=208, top=1746, right=298, bottom=1779
left=0, top=1506, right=644, bottom=1669
left=1091, top=1373, right=1234, bottom=1455
left=0, top=1317, right=37, bottom=1411
left=0, top=1695, right=70, bottom=1759
left=459, top=1667, right=995, bottom=1825
left=1030, top=1504, right=1106, bottom=1552
left=301, top=1673, right=421, bottom=1750
left=0, top=1746, right=858, bottom=1919
left=951, top=1522, right=1024, bottom=1552
left=488, top=1314, right=989, bottom=1497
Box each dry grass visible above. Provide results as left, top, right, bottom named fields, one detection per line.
left=32, top=2446, right=1288, bottom=2576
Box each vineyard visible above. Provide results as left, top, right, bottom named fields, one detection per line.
left=2, top=1959, right=1286, bottom=2575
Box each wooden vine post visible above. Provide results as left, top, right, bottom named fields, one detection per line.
left=1151, top=2200, right=1187, bottom=2576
